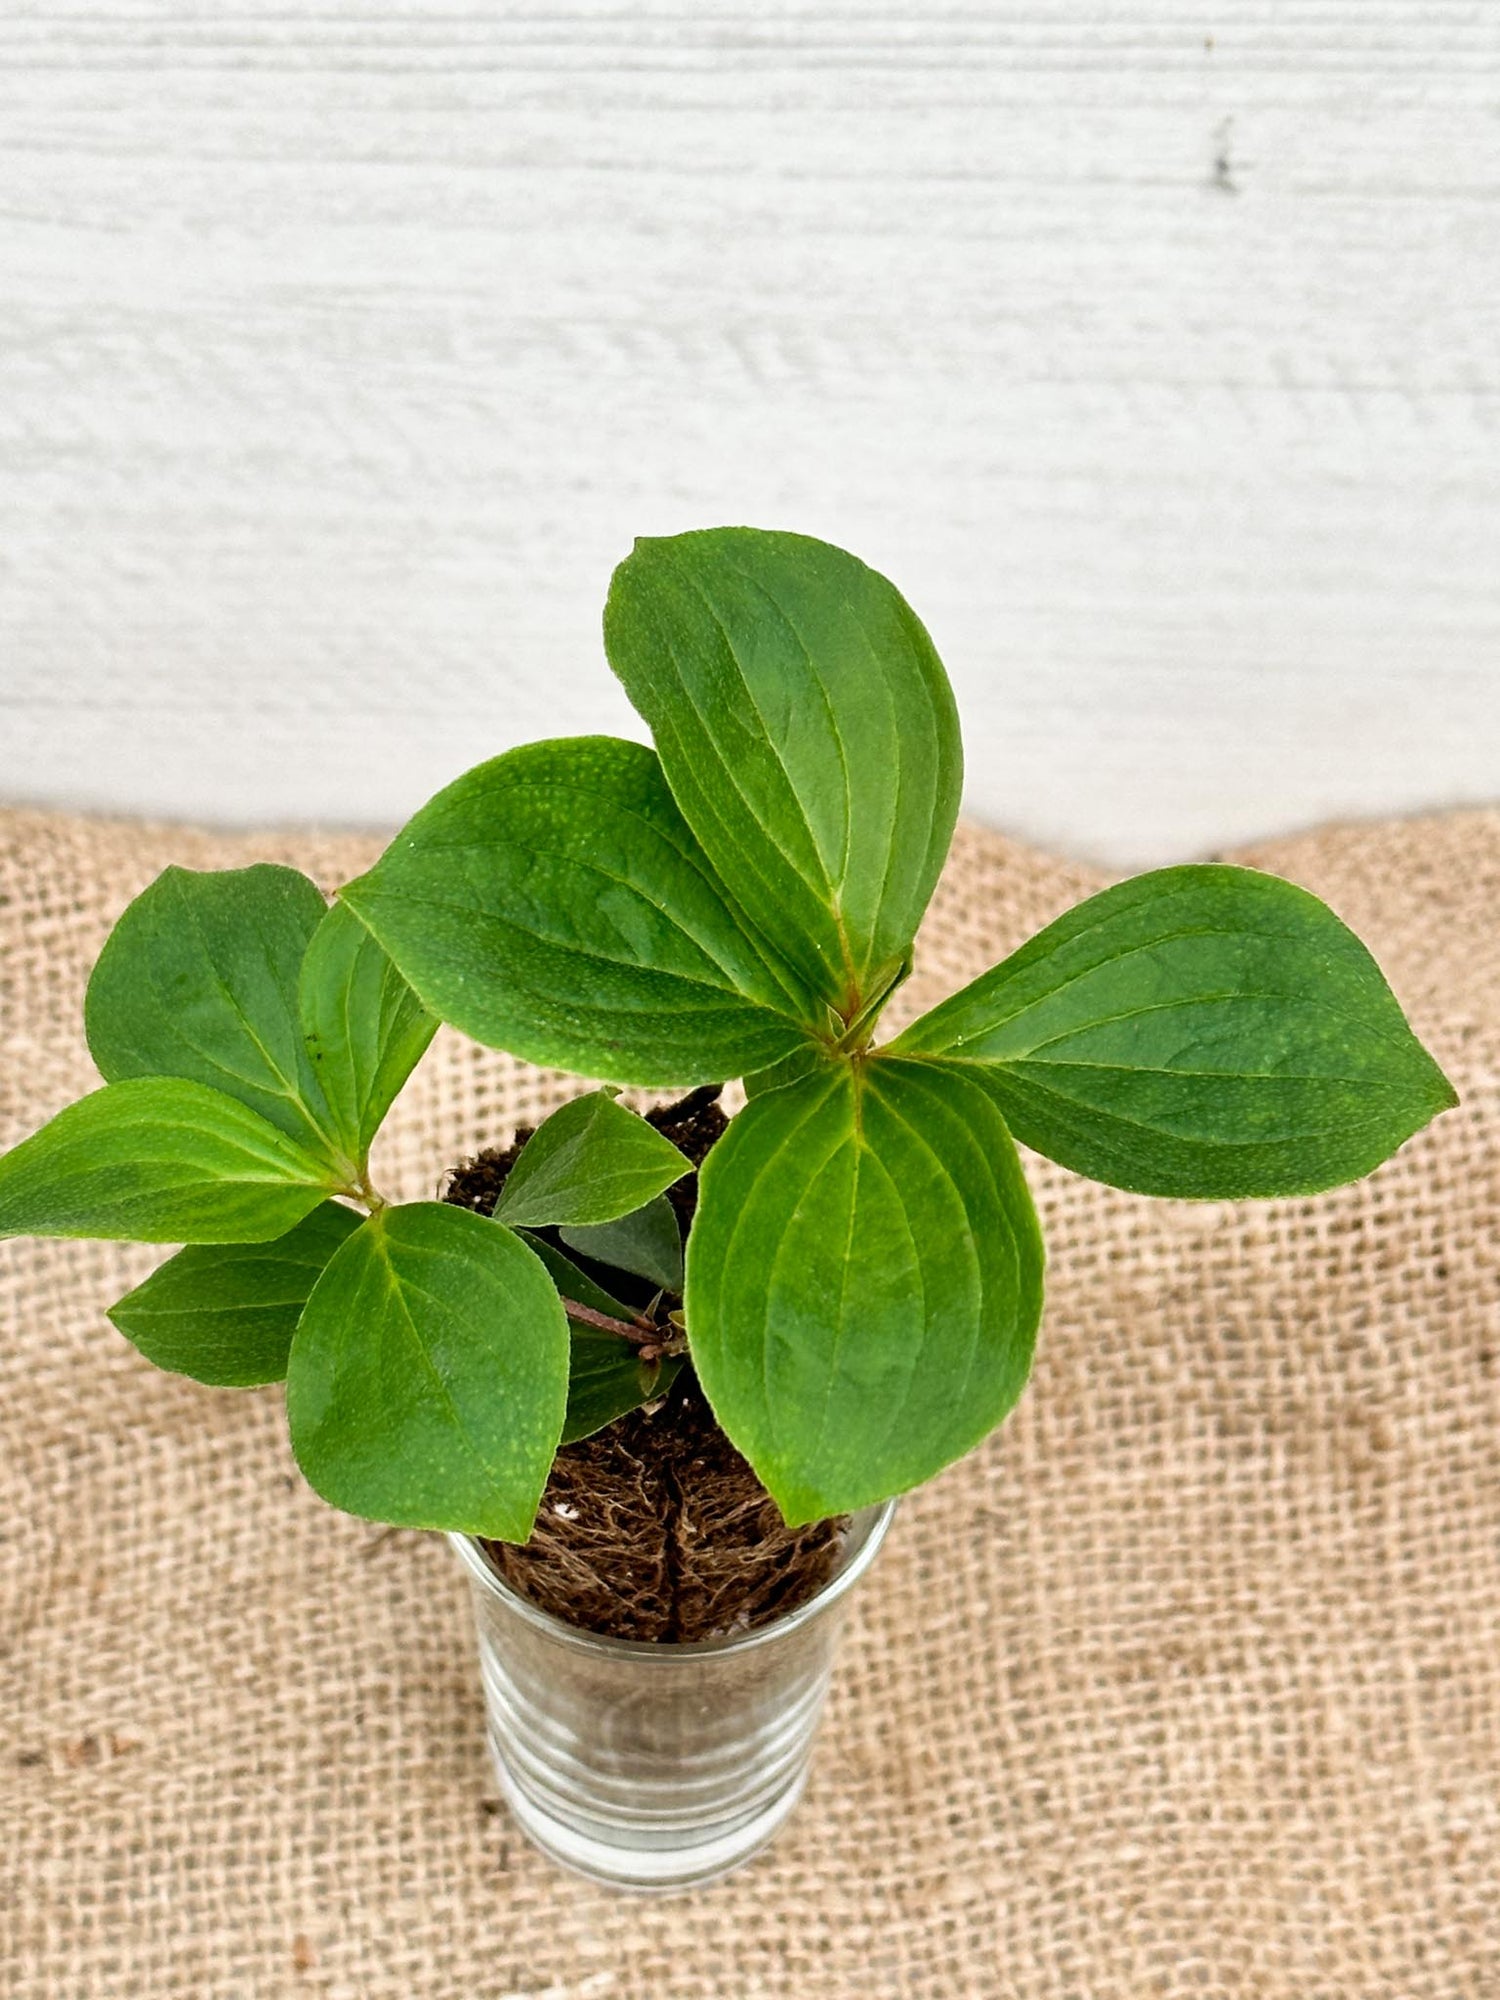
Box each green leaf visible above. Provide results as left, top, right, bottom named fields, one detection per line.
left=0, top=1079, right=339, bottom=1244
left=107, top=1202, right=362, bottom=1385
left=604, top=528, right=962, bottom=1017
left=491, top=1090, right=689, bottom=1229
left=743, top=1045, right=826, bottom=1100
left=298, top=900, right=437, bottom=1165
left=519, top=1231, right=689, bottom=1433
left=286, top=1203, right=570, bottom=1540
left=561, top=1335, right=683, bottom=1446
left=340, top=736, right=820, bottom=1087
left=894, top=865, right=1458, bottom=1198
left=686, top=1057, right=1044, bottom=1524
left=85, top=864, right=337, bottom=1160
left=561, top=1194, right=683, bottom=1293
left=517, top=1231, right=638, bottom=1321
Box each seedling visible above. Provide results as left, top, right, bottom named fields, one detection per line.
left=0, top=529, right=1455, bottom=1539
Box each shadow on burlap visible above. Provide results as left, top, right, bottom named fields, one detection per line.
left=1, top=804, right=1496, bottom=2000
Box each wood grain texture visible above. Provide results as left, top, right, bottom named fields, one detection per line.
left=0, top=2, right=1496, bottom=866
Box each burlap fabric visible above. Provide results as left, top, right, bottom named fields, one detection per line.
left=2, top=803, right=1496, bottom=2000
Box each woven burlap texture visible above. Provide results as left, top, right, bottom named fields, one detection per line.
left=1, top=804, right=1496, bottom=2000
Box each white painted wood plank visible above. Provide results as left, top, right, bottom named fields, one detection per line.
left=0, top=2, right=1496, bottom=865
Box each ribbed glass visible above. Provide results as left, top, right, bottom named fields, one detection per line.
left=449, top=1501, right=895, bottom=1890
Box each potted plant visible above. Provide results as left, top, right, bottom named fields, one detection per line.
left=0, top=528, right=1455, bottom=1889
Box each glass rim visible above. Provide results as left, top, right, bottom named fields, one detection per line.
left=447, top=1496, right=897, bottom=1662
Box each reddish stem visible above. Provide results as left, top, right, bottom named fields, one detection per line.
left=563, top=1299, right=659, bottom=1345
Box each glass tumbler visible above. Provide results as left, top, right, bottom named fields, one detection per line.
left=449, top=1500, right=895, bottom=1890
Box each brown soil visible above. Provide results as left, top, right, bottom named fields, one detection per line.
left=483, top=1374, right=847, bottom=1642
left=443, top=1087, right=848, bottom=1643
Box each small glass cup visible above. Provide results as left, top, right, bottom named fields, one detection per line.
left=449, top=1501, right=895, bottom=1891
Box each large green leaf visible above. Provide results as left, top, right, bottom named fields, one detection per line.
left=285, top=1203, right=569, bottom=1539
left=894, top=865, right=1457, bottom=1198
left=0, top=1079, right=338, bottom=1243
left=686, top=1056, right=1044, bottom=1524
left=604, top=528, right=962, bottom=1017
left=85, top=864, right=336, bottom=1160
left=491, top=1090, right=689, bottom=1229
left=561, top=1194, right=683, bottom=1293
left=107, top=1202, right=362, bottom=1385
left=298, top=900, right=437, bottom=1165
left=340, top=736, right=820, bottom=1086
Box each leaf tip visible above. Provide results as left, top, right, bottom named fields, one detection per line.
left=1404, top=1041, right=1460, bottom=1126
left=469, top=1497, right=544, bottom=1547
left=750, top=1458, right=832, bottom=1532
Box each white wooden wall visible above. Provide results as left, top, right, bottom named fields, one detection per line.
left=1, top=3, right=1496, bottom=868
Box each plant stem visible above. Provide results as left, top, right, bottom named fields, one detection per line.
left=563, top=1299, right=661, bottom=1345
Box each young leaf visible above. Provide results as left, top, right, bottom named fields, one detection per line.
left=894, top=865, right=1457, bottom=1198
left=285, top=1203, right=569, bottom=1540
left=516, top=1231, right=638, bottom=1321
left=491, top=1090, right=689, bottom=1229
left=686, top=1056, right=1044, bottom=1524
left=0, top=1079, right=340, bottom=1244
left=85, top=864, right=337, bottom=1159
left=107, top=1201, right=362, bottom=1386
left=521, top=1225, right=684, bottom=1446
left=743, top=1045, right=825, bottom=1100
left=340, top=736, right=821, bottom=1087
left=298, top=900, right=437, bottom=1164
left=604, top=528, right=962, bottom=1017
left=562, top=1335, right=683, bottom=1446
left=560, top=1194, right=683, bottom=1293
